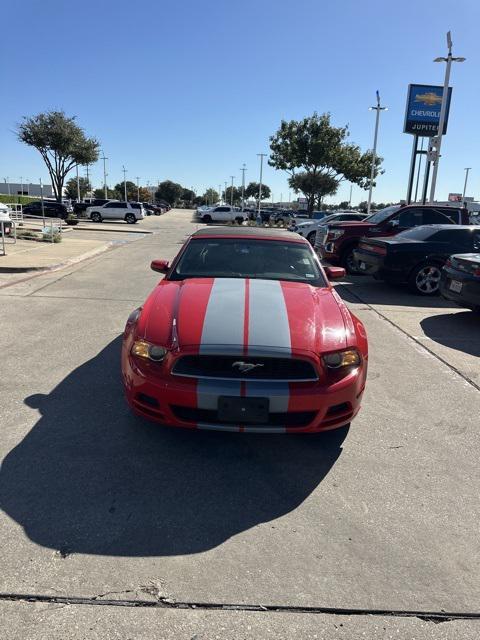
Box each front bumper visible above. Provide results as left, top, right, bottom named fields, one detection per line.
left=122, top=347, right=367, bottom=433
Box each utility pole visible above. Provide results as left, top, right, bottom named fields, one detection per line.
left=20, top=176, right=23, bottom=198
left=101, top=153, right=108, bottom=199
left=136, top=176, right=140, bottom=202
left=76, top=165, right=81, bottom=202
left=85, top=163, right=90, bottom=193
left=257, top=153, right=267, bottom=217
left=429, top=31, right=465, bottom=202
left=240, top=164, right=246, bottom=209
left=40, top=178, right=45, bottom=223
left=462, top=167, right=471, bottom=199
left=230, top=176, right=235, bottom=207
left=348, top=184, right=353, bottom=207
left=4, top=177, right=10, bottom=197
left=218, top=184, right=222, bottom=205
left=122, top=166, right=128, bottom=202
left=367, top=91, right=387, bottom=214
left=224, top=181, right=227, bottom=205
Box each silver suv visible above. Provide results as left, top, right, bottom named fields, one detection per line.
left=86, top=201, right=146, bottom=224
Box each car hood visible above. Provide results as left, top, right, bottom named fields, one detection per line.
left=140, top=278, right=349, bottom=355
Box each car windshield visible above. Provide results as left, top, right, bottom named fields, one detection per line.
left=169, top=238, right=326, bottom=285
left=364, top=205, right=400, bottom=224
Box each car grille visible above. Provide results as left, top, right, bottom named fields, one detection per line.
left=172, top=355, right=318, bottom=381
left=171, top=406, right=317, bottom=428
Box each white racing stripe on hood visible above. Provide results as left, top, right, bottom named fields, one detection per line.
left=200, top=278, right=245, bottom=352
left=248, top=279, right=291, bottom=353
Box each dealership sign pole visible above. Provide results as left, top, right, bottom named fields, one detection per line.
left=429, top=32, right=465, bottom=202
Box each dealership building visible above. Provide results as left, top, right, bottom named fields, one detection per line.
left=0, top=182, right=54, bottom=198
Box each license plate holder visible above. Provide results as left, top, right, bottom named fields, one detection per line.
left=218, top=396, right=269, bottom=424
left=449, top=279, right=463, bottom=293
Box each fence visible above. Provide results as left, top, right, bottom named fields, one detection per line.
left=0, top=213, right=64, bottom=257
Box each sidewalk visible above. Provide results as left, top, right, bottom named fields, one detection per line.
left=0, top=236, right=114, bottom=273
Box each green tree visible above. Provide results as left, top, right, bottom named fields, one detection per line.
left=17, top=110, right=100, bottom=203
left=269, top=112, right=382, bottom=214
left=203, top=188, right=219, bottom=205
left=223, top=186, right=242, bottom=205
left=244, top=182, right=271, bottom=203
left=182, top=188, right=195, bottom=205
left=155, top=180, right=183, bottom=205
left=114, top=181, right=138, bottom=201
left=93, top=187, right=118, bottom=199
left=288, top=172, right=338, bottom=213
left=65, top=176, right=91, bottom=200
left=338, top=201, right=350, bottom=209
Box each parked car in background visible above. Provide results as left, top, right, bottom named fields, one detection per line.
left=0, top=203, right=13, bottom=236
left=440, top=253, right=480, bottom=311
left=23, top=200, right=72, bottom=219
left=143, top=203, right=165, bottom=215
left=353, top=225, right=480, bottom=295
left=319, top=204, right=470, bottom=274
left=74, top=198, right=112, bottom=215
left=199, top=205, right=246, bottom=224
left=86, top=201, right=146, bottom=224
left=294, top=212, right=368, bottom=245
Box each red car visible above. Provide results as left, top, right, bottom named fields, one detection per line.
left=122, top=227, right=368, bottom=433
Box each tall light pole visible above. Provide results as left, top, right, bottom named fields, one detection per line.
left=349, top=184, right=353, bottom=207
left=4, top=177, right=10, bottom=197
left=429, top=31, right=465, bottom=203
left=257, top=153, right=267, bottom=216
left=122, top=166, right=128, bottom=202
left=230, top=176, right=235, bottom=207
left=101, top=153, right=108, bottom=199
left=135, top=176, right=140, bottom=202
left=367, top=91, right=387, bottom=215
left=85, top=163, right=90, bottom=191
left=76, top=165, right=81, bottom=202
left=40, top=178, right=45, bottom=223
left=218, top=184, right=222, bottom=204
left=462, top=167, right=471, bottom=199
left=20, top=176, right=23, bottom=198
left=240, top=164, right=246, bottom=209
left=224, top=181, right=227, bottom=205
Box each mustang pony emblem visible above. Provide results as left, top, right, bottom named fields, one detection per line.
left=231, top=361, right=265, bottom=373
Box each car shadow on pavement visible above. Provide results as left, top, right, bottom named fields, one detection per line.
left=420, top=311, right=480, bottom=357
left=336, top=277, right=454, bottom=309
left=0, top=337, right=345, bottom=558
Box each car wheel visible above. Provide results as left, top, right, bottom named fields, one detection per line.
left=408, top=263, right=442, bottom=295
left=235, top=217, right=244, bottom=225
left=342, top=246, right=362, bottom=275
left=307, top=231, right=316, bottom=245
left=154, top=211, right=160, bottom=216
left=202, top=214, right=212, bottom=223
left=90, top=212, right=102, bottom=223
left=125, top=213, right=136, bottom=224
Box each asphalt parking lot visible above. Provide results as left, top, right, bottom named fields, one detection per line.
left=1, top=210, right=479, bottom=639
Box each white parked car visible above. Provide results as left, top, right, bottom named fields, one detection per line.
left=86, top=201, right=146, bottom=224
left=199, top=205, right=247, bottom=224
left=292, top=212, right=367, bottom=245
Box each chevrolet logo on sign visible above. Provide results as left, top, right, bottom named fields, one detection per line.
left=404, top=84, right=452, bottom=136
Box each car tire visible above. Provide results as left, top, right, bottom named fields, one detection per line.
left=125, top=213, right=136, bottom=224
left=408, top=262, right=442, bottom=295
left=90, top=212, right=102, bottom=223
left=342, top=245, right=362, bottom=275
left=202, top=214, right=212, bottom=223
left=235, top=217, right=244, bottom=225
left=307, top=231, right=316, bottom=245
left=154, top=211, right=161, bottom=216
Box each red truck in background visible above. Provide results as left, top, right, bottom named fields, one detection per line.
left=318, top=204, right=470, bottom=274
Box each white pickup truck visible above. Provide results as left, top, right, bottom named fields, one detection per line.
left=199, top=205, right=247, bottom=224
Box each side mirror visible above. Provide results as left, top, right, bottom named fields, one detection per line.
left=325, top=266, right=345, bottom=280
left=385, top=219, right=399, bottom=229
left=151, top=259, right=170, bottom=274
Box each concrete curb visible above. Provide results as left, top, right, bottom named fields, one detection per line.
left=0, top=242, right=115, bottom=274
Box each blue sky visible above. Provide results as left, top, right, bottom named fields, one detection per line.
left=1, top=0, right=478, bottom=205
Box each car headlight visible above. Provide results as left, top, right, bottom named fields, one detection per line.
left=329, top=230, right=345, bottom=240
left=131, top=339, right=168, bottom=362
left=322, top=349, right=360, bottom=369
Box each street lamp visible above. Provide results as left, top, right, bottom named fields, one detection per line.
left=429, top=31, right=465, bottom=202
left=224, top=181, right=227, bottom=205
left=76, top=165, right=81, bottom=202
left=462, top=167, right=472, bottom=199
left=101, top=153, right=108, bottom=199
left=218, top=184, right=222, bottom=205
left=136, top=176, right=140, bottom=202
left=367, top=91, right=388, bottom=215
left=122, top=165, right=128, bottom=202
left=230, top=176, right=235, bottom=207
left=257, top=154, right=267, bottom=217
left=240, top=164, right=246, bottom=209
